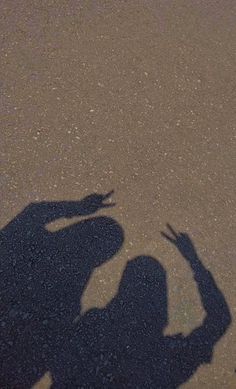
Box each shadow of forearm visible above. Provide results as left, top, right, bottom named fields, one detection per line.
left=189, top=255, right=231, bottom=344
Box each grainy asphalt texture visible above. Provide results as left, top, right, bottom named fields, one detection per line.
left=1, top=1, right=236, bottom=388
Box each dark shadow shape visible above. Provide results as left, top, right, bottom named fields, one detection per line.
left=0, top=202, right=231, bottom=388
left=0, top=194, right=124, bottom=388
left=53, top=229, right=231, bottom=388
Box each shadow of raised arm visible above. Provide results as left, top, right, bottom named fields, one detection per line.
left=162, top=224, right=231, bottom=361
left=1, top=191, right=115, bottom=235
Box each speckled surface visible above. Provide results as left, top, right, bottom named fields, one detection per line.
left=0, top=1, right=236, bottom=388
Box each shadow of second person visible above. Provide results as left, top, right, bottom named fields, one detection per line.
left=55, top=228, right=231, bottom=388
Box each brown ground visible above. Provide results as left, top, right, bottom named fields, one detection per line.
left=1, top=1, right=236, bottom=388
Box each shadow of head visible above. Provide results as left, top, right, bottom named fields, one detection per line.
left=52, top=216, right=124, bottom=268
left=117, top=256, right=168, bottom=331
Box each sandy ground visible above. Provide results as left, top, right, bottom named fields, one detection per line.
left=1, top=1, right=236, bottom=388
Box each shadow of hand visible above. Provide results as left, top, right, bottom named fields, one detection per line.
left=78, top=191, right=115, bottom=216
left=161, top=224, right=198, bottom=263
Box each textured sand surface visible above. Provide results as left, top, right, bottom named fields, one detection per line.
left=1, top=1, right=236, bottom=388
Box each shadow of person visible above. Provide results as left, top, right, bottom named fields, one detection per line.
left=0, top=192, right=124, bottom=388
left=54, top=226, right=231, bottom=388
